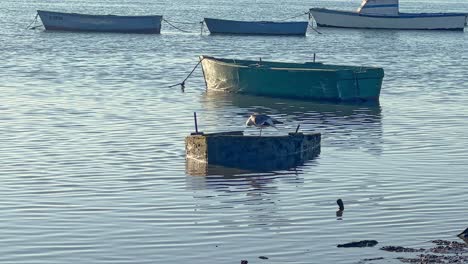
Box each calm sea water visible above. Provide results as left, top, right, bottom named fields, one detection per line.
left=1, top=0, right=467, bottom=263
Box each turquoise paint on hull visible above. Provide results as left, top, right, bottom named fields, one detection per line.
left=200, top=56, right=384, bottom=102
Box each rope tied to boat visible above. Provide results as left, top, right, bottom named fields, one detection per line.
left=276, top=11, right=311, bottom=21
left=276, top=11, right=322, bottom=35
left=308, top=23, right=322, bottom=34
left=26, top=13, right=43, bottom=30
left=200, top=21, right=205, bottom=35
left=162, top=18, right=193, bottom=33
left=162, top=19, right=202, bottom=25
left=305, top=12, right=322, bottom=35
left=169, top=58, right=205, bottom=92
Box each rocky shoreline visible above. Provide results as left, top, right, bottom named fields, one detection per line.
left=364, top=240, right=468, bottom=263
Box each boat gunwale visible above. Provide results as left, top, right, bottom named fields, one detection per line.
left=201, top=133, right=321, bottom=139
left=40, top=26, right=161, bottom=34
left=203, top=17, right=308, bottom=35
left=203, top=17, right=308, bottom=25
left=37, top=10, right=163, bottom=19
left=200, top=56, right=383, bottom=72
left=309, top=8, right=468, bottom=18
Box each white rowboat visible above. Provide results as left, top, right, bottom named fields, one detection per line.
left=309, top=0, right=467, bottom=31
left=37, top=10, right=163, bottom=34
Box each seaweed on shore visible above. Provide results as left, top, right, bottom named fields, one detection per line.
left=380, top=240, right=468, bottom=264
left=396, top=254, right=468, bottom=263
left=381, top=246, right=425, bottom=253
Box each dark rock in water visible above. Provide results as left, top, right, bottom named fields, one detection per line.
left=258, top=256, right=268, bottom=260
left=380, top=246, right=425, bottom=253
left=361, top=257, right=384, bottom=262
left=337, top=240, right=378, bottom=248
left=457, top=227, right=468, bottom=238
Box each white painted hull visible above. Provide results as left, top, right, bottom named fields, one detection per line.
left=310, top=8, right=467, bottom=31
left=37, top=10, right=163, bottom=34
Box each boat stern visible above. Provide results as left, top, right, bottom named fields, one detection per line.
left=336, top=68, right=384, bottom=101
left=200, top=56, right=242, bottom=92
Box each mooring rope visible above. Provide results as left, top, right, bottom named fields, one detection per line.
left=200, top=21, right=205, bottom=35
left=162, top=18, right=194, bottom=33
left=26, top=13, right=39, bottom=30
left=276, top=11, right=310, bottom=22
left=308, top=23, right=322, bottom=34
left=30, top=24, right=44, bottom=30
left=275, top=11, right=322, bottom=34
left=163, top=19, right=201, bottom=25
left=169, top=58, right=205, bottom=91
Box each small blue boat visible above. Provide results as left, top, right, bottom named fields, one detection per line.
left=204, top=17, right=308, bottom=36
left=37, top=10, right=163, bottom=34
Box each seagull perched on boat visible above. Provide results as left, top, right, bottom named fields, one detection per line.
left=458, top=228, right=468, bottom=242
left=245, top=113, right=282, bottom=136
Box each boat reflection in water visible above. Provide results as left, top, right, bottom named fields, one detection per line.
left=185, top=157, right=317, bottom=195
left=199, top=92, right=383, bottom=156
left=186, top=145, right=320, bottom=177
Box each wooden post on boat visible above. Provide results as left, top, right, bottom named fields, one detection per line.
left=194, top=112, right=198, bottom=133
left=191, top=112, right=203, bottom=135
left=295, top=124, right=301, bottom=134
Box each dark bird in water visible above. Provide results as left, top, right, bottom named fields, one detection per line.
left=337, top=199, right=344, bottom=211
left=458, top=228, right=468, bottom=242
left=245, top=113, right=282, bottom=136
left=336, top=199, right=344, bottom=218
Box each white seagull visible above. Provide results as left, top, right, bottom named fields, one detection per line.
left=245, top=113, right=282, bottom=136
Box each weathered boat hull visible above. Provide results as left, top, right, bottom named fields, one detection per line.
left=37, top=10, right=163, bottom=34
left=309, top=8, right=467, bottom=31
left=204, top=18, right=308, bottom=35
left=200, top=56, right=384, bottom=102
left=185, top=131, right=321, bottom=171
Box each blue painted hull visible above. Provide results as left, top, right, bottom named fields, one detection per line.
left=204, top=18, right=308, bottom=36
left=37, top=10, right=163, bottom=34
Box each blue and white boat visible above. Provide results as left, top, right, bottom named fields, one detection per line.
left=309, top=0, right=468, bottom=31
left=204, top=17, right=308, bottom=35
left=37, top=10, right=163, bottom=34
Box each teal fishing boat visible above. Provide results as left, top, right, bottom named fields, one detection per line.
left=200, top=55, right=384, bottom=102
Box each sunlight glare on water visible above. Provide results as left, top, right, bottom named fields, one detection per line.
left=1, top=0, right=467, bottom=263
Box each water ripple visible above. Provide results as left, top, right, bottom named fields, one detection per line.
left=1, top=0, right=468, bottom=263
